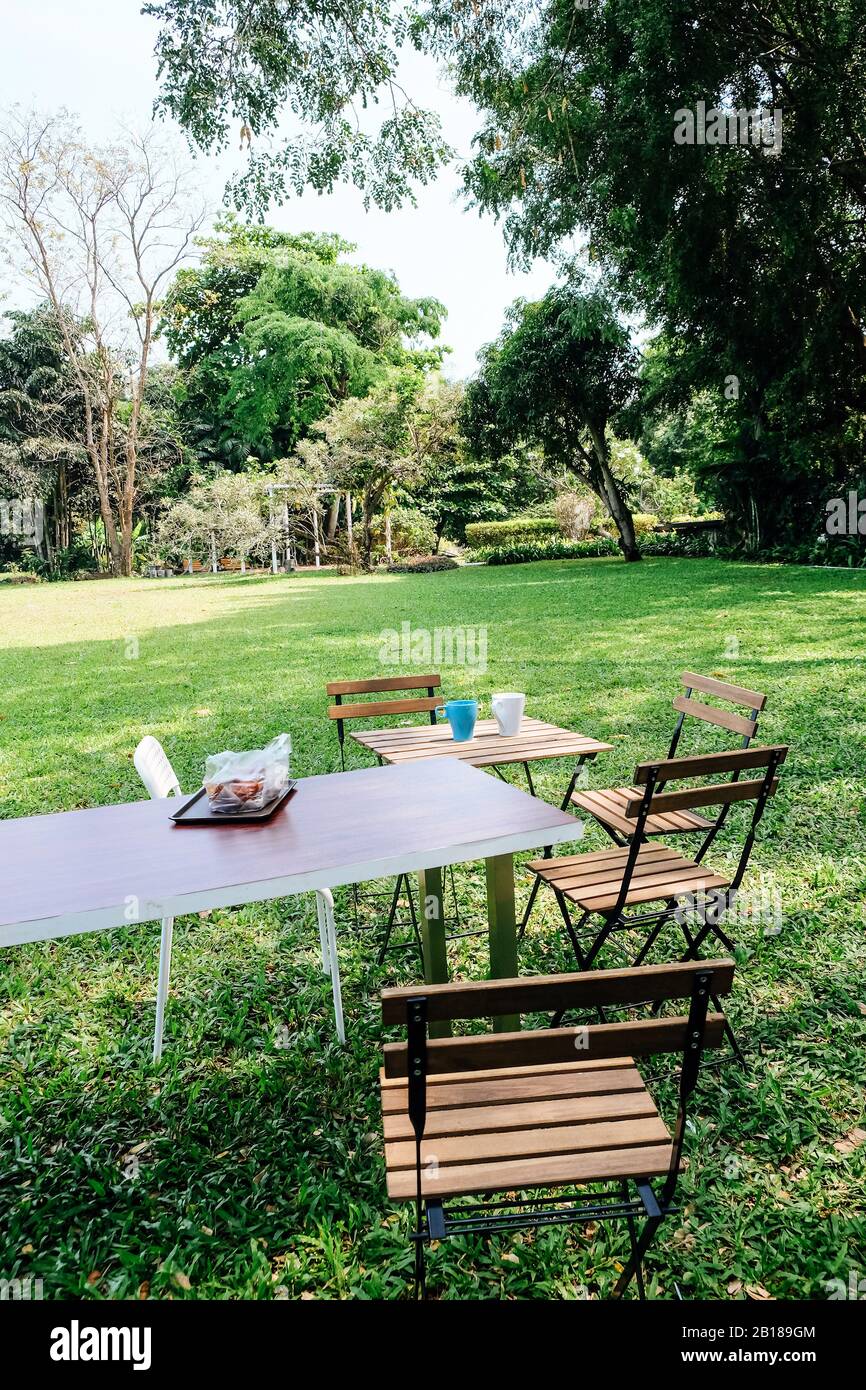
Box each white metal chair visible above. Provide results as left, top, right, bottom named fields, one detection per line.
left=133, top=736, right=345, bottom=1059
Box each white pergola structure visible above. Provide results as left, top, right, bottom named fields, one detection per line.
left=265, top=481, right=344, bottom=573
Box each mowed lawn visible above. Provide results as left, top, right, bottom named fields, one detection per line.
left=0, top=557, right=864, bottom=1300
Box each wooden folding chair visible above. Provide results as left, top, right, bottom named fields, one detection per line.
left=528, top=745, right=788, bottom=1060
left=326, top=674, right=451, bottom=962
left=379, top=957, right=735, bottom=1298
left=570, top=671, right=767, bottom=850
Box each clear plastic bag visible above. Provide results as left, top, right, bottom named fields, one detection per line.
left=203, top=733, right=291, bottom=814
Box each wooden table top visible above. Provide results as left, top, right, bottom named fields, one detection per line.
left=351, top=717, right=613, bottom=768
left=0, top=757, right=579, bottom=948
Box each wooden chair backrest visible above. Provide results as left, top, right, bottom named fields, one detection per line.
left=673, top=671, right=767, bottom=741
left=382, top=958, right=734, bottom=1077
left=326, top=673, right=443, bottom=724
left=625, top=745, right=788, bottom=819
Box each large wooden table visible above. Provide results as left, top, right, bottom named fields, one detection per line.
left=352, top=717, right=612, bottom=804
left=0, top=758, right=578, bottom=1033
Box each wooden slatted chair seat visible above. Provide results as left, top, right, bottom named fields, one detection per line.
left=571, top=785, right=713, bottom=838
left=528, top=843, right=730, bottom=914
left=380, top=958, right=734, bottom=1299
left=381, top=1055, right=674, bottom=1200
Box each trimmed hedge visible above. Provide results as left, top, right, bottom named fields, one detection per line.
left=475, top=530, right=721, bottom=566
left=387, top=554, right=459, bottom=574
left=464, top=517, right=560, bottom=548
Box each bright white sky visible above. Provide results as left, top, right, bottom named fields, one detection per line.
left=2, top=0, right=561, bottom=379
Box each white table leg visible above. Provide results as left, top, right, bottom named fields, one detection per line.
left=318, top=888, right=345, bottom=1043
left=153, top=916, right=174, bottom=1063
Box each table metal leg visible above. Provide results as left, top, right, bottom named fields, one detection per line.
left=417, top=865, right=450, bottom=1037
left=486, top=853, right=519, bottom=1032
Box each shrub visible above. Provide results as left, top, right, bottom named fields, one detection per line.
left=372, top=506, right=437, bottom=558
left=554, top=492, right=595, bottom=540
left=482, top=537, right=620, bottom=565
left=387, top=554, right=459, bottom=574
left=464, top=517, right=560, bottom=548
left=476, top=529, right=727, bottom=565
left=0, top=570, right=41, bottom=585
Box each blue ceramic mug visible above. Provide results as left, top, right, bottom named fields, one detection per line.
left=438, top=698, right=478, bottom=742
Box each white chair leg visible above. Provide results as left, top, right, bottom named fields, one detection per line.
left=153, top=916, right=174, bottom=1063
left=319, top=888, right=345, bottom=1043
left=315, top=890, right=331, bottom=973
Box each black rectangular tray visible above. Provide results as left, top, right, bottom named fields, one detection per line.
left=170, top=782, right=296, bottom=825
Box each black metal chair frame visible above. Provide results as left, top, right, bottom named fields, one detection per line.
left=396, top=963, right=725, bottom=1299
left=593, top=677, right=763, bottom=854
left=520, top=675, right=765, bottom=939
left=546, top=747, right=787, bottom=1061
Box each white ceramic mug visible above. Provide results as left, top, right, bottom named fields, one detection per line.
left=491, top=692, right=526, bottom=736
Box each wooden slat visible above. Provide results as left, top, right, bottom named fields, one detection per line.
left=383, top=1014, right=726, bottom=1077
left=680, top=670, right=767, bottom=711
left=381, top=958, right=734, bottom=1024
left=327, top=695, right=444, bottom=721
left=385, top=1142, right=674, bottom=1199
left=542, top=850, right=701, bottom=894
left=626, top=777, right=779, bottom=818
left=350, top=719, right=613, bottom=765
left=381, top=1064, right=646, bottom=1114
left=382, top=1084, right=656, bottom=1142
left=573, top=871, right=730, bottom=913
left=572, top=787, right=711, bottom=836
left=326, top=674, right=441, bottom=695
left=386, top=1114, right=670, bottom=1171
left=355, top=717, right=555, bottom=749
left=379, top=1054, right=635, bottom=1091
left=672, top=695, right=757, bottom=737
left=527, top=845, right=677, bottom=874
left=633, top=745, right=789, bottom=784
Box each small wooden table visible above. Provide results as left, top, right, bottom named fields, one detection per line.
left=352, top=717, right=612, bottom=805
left=0, top=759, right=577, bottom=1034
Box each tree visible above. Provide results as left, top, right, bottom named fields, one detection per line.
left=144, top=0, right=449, bottom=214
left=463, top=283, right=643, bottom=560
left=146, top=3, right=866, bottom=547
left=160, top=214, right=446, bottom=464
left=0, top=305, right=89, bottom=566
left=298, top=369, right=423, bottom=568
left=0, top=109, right=206, bottom=574
left=425, top=0, right=866, bottom=546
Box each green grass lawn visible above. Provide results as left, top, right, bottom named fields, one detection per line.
left=0, top=557, right=864, bottom=1300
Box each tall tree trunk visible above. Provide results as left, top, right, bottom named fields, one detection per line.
left=384, top=507, right=393, bottom=564
left=326, top=494, right=340, bottom=542
left=586, top=426, right=641, bottom=562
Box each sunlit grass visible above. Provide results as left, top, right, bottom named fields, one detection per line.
left=0, top=558, right=864, bottom=1299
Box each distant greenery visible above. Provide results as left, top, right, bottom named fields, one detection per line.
left=142, top=1, right=866, bottom=560
left=1, top=559, right=864, bottom=1298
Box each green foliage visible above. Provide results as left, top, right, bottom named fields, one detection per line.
left=465, top=517, right=560, bottom=548
left=160, top=215, right=446, bottom=464
left=463, top=281, right=642, bottom=558
left=429, top=0, right=866, bottom=547
left=145, top=1, right=450, bottom=212
left=370, top=505, right=437, bottom=559
left=387, top=553, right=458, bottom=573
left=477, top=529, right=727, bottom=566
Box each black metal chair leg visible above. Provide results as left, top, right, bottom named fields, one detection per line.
left=612, top=1212, right=663, bottom=1299
left=632, top=897, right=678, bottom=967
left=623, top=1182, right=646, bottom=1301
left=518, top=874, right=541, bottom=940
left=413, top=1235, right=426, bottom=1300
left=378, top=875, right=404, bottom=964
